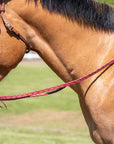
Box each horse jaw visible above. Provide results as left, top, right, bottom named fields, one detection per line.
left=0, top=45, right=25, bottom=81
left=0, top=32, right=26, bottom=81
left=0, top=42, right=25, bottom=81
left=0, top=8, right=28, bottom=81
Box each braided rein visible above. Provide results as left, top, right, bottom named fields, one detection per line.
left=0, top=59, right=113, bottom=108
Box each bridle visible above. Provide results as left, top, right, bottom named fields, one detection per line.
left=0, top=0, right=31, bottom=53
left=0, top=0, right=113, bottom=109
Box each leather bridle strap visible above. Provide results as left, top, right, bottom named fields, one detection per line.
left=0, top=0, right=31, bottom=53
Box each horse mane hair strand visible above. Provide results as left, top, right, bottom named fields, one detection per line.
left=27, top=0, right=114, bottom=32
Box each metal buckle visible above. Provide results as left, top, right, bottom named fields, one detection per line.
left=25, top=47, right=30, bottom=53
left=5, top=22, right=13, bottom=31
left=25, top=44, right=31, bottom=53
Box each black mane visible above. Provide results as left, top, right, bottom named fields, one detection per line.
left=28, top=0, right=114, bottom=32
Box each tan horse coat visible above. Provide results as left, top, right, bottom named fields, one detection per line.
left=0, top=0, right=114, bottom=143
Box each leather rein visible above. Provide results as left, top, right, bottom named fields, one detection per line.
left=0, top=0, right=31, bottom=53
left=0, top=59, right=113, bottom=109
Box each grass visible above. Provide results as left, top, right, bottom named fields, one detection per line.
left=0, top=127, right=91, bottom=144
left=0, top=62, right=93, bottom=144
left=0, top=64, right=80, bottom=114
left=97, top=0, right=114, bottom=5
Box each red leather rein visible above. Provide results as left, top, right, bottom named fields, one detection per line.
left=0, top=60, right=113, bottom=107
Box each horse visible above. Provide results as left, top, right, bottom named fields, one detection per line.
left=0, top=0, right=114, bottom=143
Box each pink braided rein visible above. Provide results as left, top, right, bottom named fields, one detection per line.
left=0, top=59, right=113, bottom=102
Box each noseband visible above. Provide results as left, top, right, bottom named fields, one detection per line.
left=0, top=0, right=31, bottom=53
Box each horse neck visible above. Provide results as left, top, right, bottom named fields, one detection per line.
left=6, top=1, right=114, bottom=133
left=8, top=0, right=114, bottom=95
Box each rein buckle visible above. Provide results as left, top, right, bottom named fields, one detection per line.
left=5, top=22, right=13, bottom=31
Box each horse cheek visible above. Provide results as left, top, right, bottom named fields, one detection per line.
left=0, top=34, right=25, bottom=80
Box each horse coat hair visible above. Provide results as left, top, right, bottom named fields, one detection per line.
left=28, top=0, right=114, bottom=32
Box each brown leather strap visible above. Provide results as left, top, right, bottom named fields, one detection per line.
left=0, top=0, right=31, bottom=53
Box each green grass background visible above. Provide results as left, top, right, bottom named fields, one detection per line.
left=0, top=63, right=93, bottom=144
left=0, top=64, right=80, bottom=114
left=98, top=0, right=114, bottom=5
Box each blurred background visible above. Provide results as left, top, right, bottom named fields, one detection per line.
left=0, top=0, right=113, bottom=144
